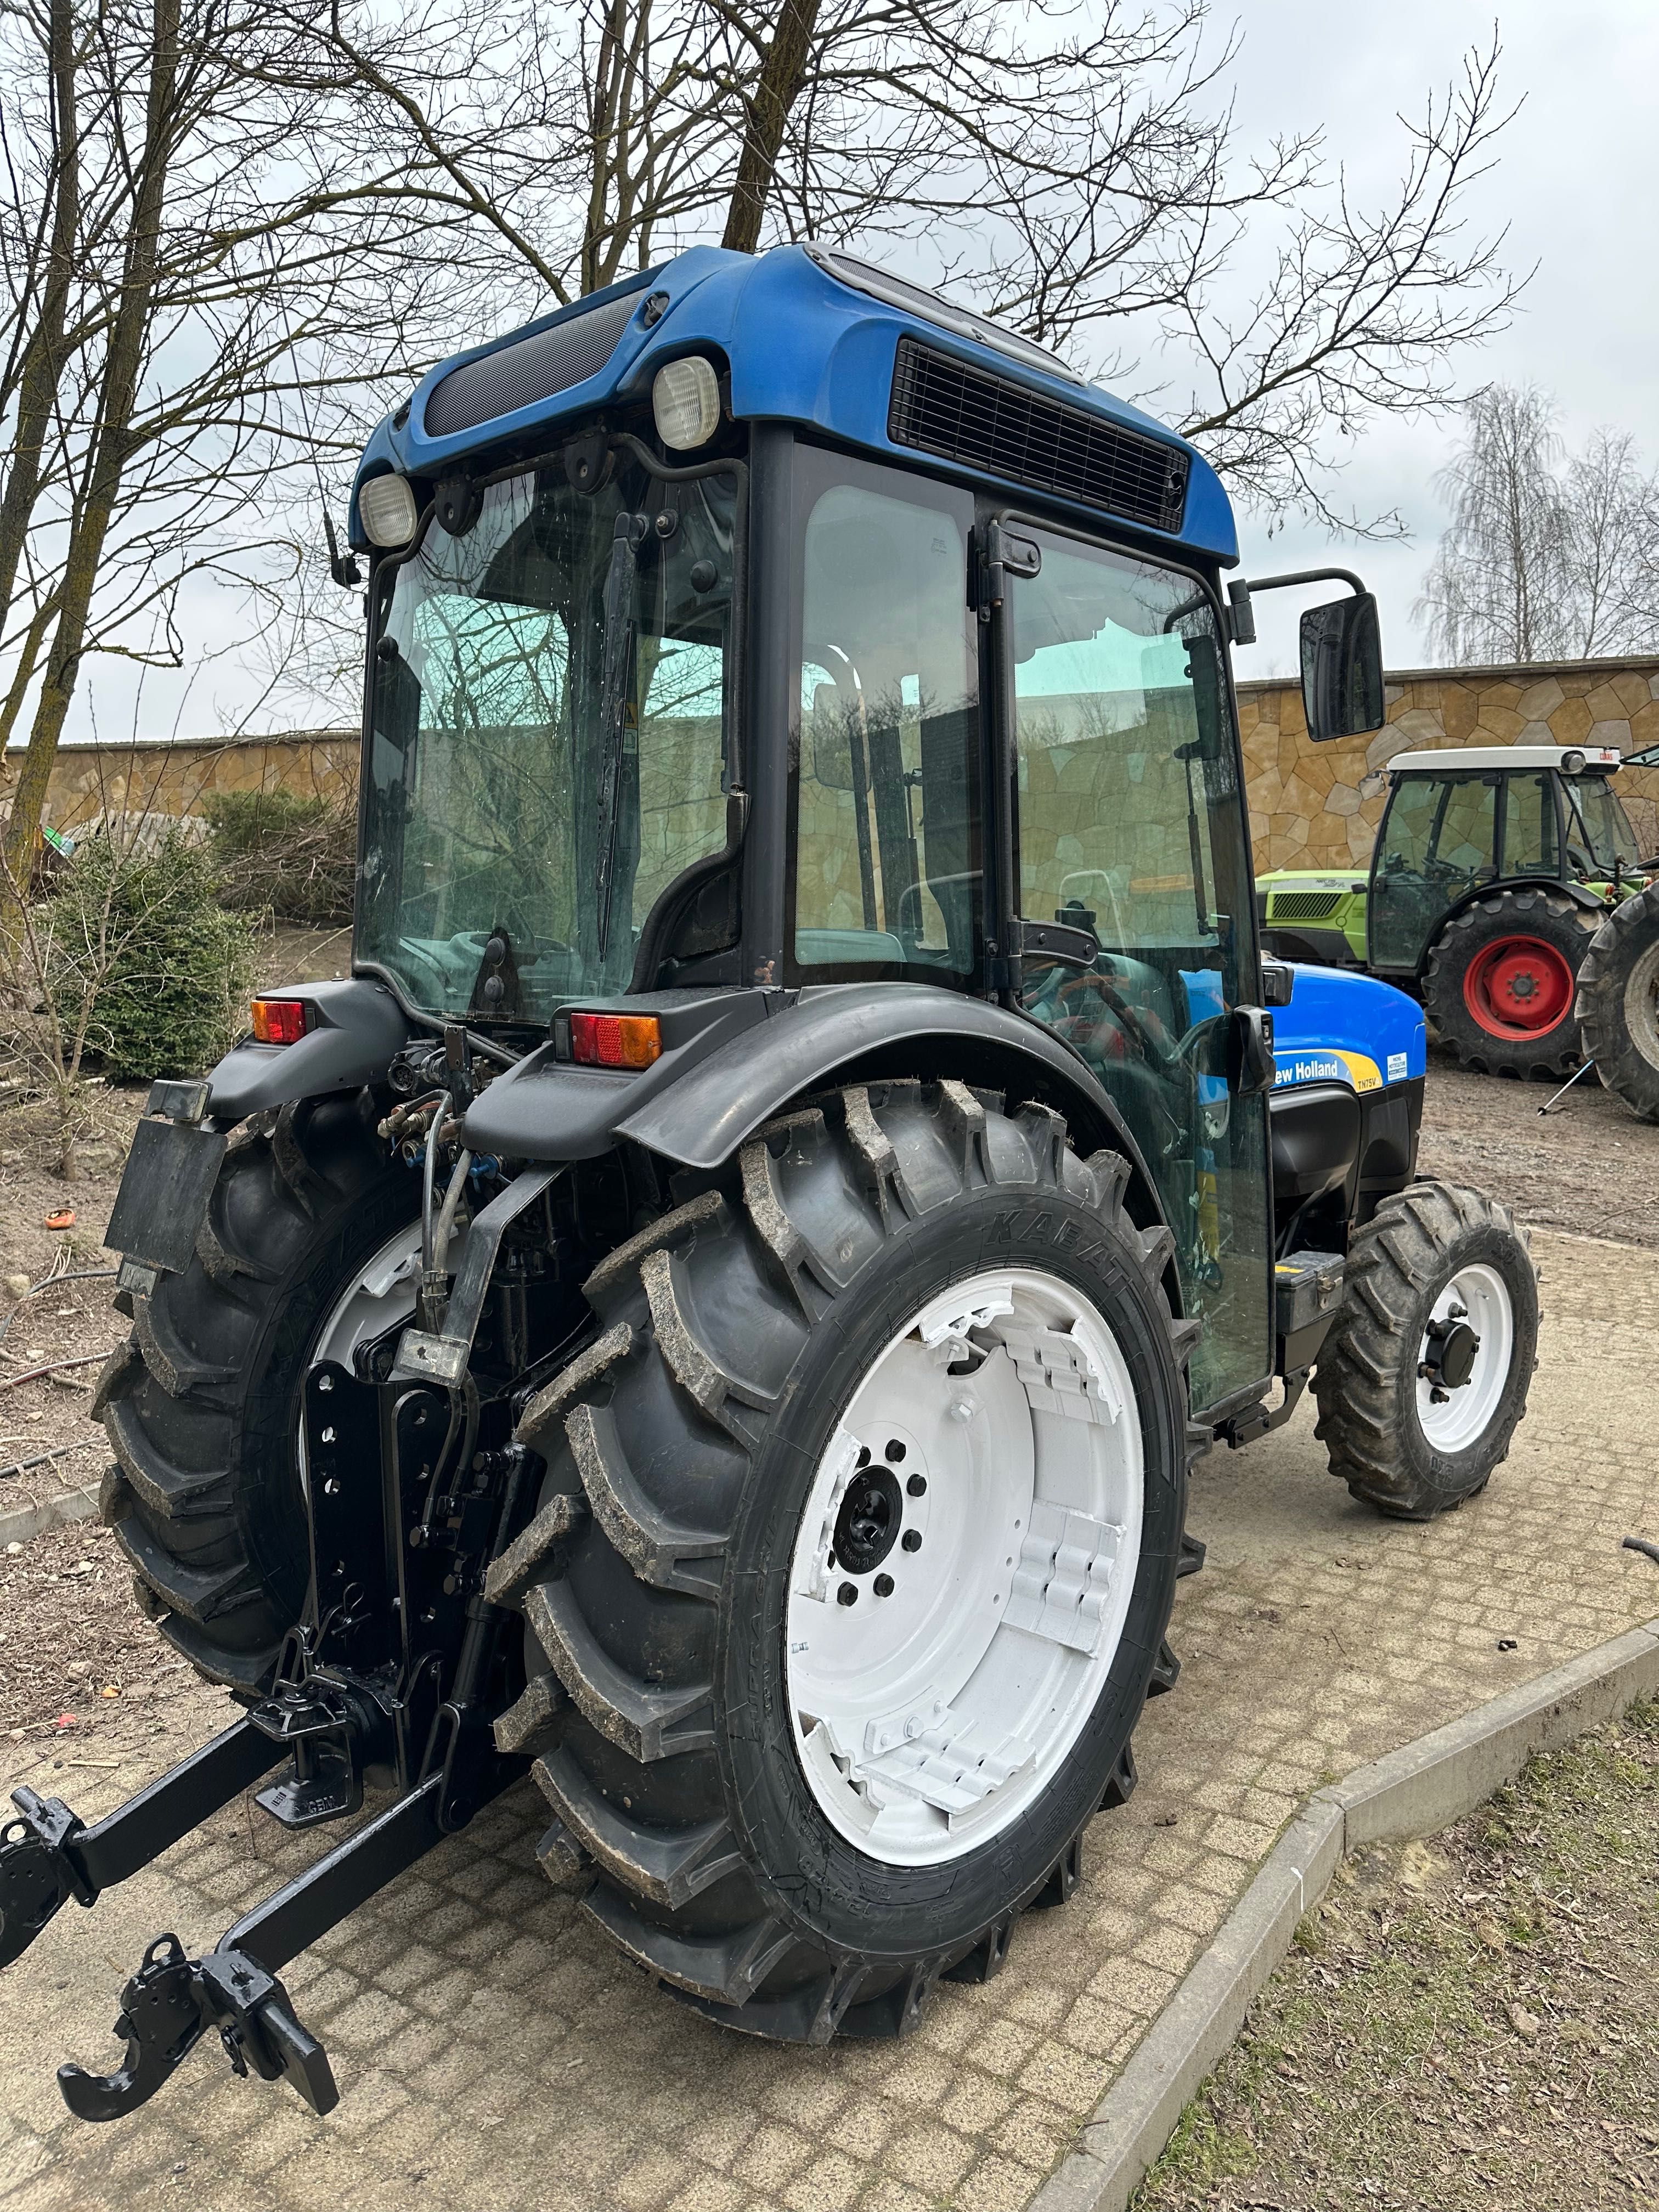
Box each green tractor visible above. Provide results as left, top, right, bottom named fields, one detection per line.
left=1259, top=742, right=1659, bottom=1106
left=0, top=244, right=1544, bottom=2121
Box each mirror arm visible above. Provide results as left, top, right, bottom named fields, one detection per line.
left=1237, top=567, right=1367, bottom=598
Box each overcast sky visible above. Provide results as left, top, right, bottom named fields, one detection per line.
left=1225, top=0, right=1659, bottom=676
left=67, top=0, right=1659, bottom=738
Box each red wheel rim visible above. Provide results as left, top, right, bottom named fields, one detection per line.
left=1462, top=935, right=1576, bottom=1039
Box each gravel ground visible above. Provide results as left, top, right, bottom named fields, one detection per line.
left=1417, top=1046, right=1659, bottom=1251
left=1133, top=1702, right=1659, bottom=2212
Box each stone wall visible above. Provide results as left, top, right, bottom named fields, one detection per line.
left=4, top=729, right=359, bottom=833
left=1239, top=657, right=1659, bottom=876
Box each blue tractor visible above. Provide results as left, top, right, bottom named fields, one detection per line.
left=0, top=244, right=1537, bottom=2114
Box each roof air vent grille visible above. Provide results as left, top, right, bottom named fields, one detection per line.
left=888, top=337, right=1189, bottom=536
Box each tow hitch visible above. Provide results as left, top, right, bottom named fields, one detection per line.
left=54, top=1764, right=512, bottom=2120
left=1, top=1343, right=543, bottom=2119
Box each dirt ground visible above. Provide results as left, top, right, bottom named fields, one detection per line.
left=1417, top=1046, right=1659, bottom=1251
left=1133, top=1702, right=1659, bottom=2212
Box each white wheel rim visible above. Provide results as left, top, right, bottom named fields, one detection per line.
left=1414, top=1262, right=1514, bottom=1453
left=785, top=1267, right=1146, bottom=1869
left=1624, top=937, right=1659, bottom=1070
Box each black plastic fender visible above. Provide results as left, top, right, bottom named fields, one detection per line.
left=204, top=980, right=411, bottom=1121
left=614, top=984, right=1167, bottom=1220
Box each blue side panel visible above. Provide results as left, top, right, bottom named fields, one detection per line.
left=1272, top=966, right=1426, bottom=1096
left=350, top=243, right=1238, bottom=564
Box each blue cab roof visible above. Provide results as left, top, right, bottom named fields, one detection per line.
left=351, top=244, right=1238, bottom=565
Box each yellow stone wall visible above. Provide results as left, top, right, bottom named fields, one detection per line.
left=7, top=730, right=360, bottom=833
left=1241, top=657, right=1659, bottom=876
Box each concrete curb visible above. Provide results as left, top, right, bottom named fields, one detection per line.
left=0, top=1484, right=100, bottom=1551
left=1032, top=1616, right=1659, bottom=2212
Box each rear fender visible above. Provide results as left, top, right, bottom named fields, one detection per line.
left=473, top=984, right=1168, bottom=1236
left=205, top=980, right=411, bottom=1122
left=1409, top=873, right=1607, bottom=973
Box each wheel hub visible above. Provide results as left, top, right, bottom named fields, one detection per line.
left=831, top=1459, right=903, bottom=1576
left=1462, top=935, right=1575, bottom=1039
left=1419, top=1312, right=1480, bottom=1395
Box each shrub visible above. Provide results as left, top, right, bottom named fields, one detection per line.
left=48, top=828, right=258, bottom=1081
left=204, top=787, right=357, bottom=925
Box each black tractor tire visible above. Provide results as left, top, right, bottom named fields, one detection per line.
left=1313, top=1181, right=1538, bottom=1521
left=94, top=1092, right=419, bottom=1696
left=1576, top=880, right=1659, bottom=1124
left=490, top=1079, right=1203, bottom=2043
left=1423, top=888, right=1599, bottom=1079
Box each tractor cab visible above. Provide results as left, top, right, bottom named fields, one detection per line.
left=1366, top=744, right=1645, bottom=975
left=1260, top=742, right=1656, bottom=1079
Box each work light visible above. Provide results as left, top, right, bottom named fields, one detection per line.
left=358, top=473, right=419, bottom=548
left=652, top=357, right=721, bottom=450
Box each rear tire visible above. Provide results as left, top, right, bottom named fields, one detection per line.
left=1423, top=889, right=1597, bottom=1078
left=1313, top=1181, right=1538, bottom=1520
left=493, top=1080, right=1203, bottom=2041
left=95, top=1092, right=419, bottom=1695
left=1577, top=880, right=1659, bottom=1123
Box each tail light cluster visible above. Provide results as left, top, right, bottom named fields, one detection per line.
left=566, top=1012, right=663, bottom=1069
left=250, top=997, right=313, bottom=1045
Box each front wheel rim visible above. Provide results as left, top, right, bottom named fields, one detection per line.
left=1415, top=1262, right=1515, bottom=1453
left=785, top=1266, right=1146, bottom=1870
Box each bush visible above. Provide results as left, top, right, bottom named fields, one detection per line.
left=204, top=788, right=357, bottom=925
left=48, top=828, right=258, bottom=1081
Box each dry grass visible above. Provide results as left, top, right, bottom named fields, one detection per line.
left=1133, top=1702, right=1659, bottom=2212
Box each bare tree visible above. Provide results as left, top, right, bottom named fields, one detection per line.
left=1419, top=383, right=1659, bottom=663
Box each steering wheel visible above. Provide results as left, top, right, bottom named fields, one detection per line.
left=1053, top=971, right=1174, bottom=1064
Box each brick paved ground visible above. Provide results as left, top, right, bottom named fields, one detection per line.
left=2, top=1228, right=1655, bottom=2212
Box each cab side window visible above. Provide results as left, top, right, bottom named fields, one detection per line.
left=788, top=455, right=980, bottom=978
left=1503, top=774, right=1558, bottom=875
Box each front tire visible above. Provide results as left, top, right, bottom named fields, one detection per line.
left=1577, top=880, right=1659, bottom=1123
left=492, top=1080, right=1201, bottom=2041
left=1424, top=889, right=1598, bottom=1078
left=1313, top=1181, right=1538, bottom=1520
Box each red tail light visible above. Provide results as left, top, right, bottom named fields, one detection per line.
left=251, top=997, right=312, bottom=1045
left=568, top=1012, right=662, bottom=1069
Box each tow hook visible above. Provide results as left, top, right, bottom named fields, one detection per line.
left=57, top=1936, right=335, bottom=2122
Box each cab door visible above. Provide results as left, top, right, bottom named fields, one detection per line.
left=996, top=518, right=1273, bottom=1414
left=1368, top=772, right=1499, bottom=972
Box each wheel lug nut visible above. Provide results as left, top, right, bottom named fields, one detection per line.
left=874, top=1573, right=894, bottom=1597
left=837, top=1582, right=858, bottom=1606
left=901, top=1530, right=922, bottom=1553
left=907, top=1474, right=926, bottom=1497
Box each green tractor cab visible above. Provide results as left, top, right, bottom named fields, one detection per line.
left=1260, top=743, right=1658, bottom=1080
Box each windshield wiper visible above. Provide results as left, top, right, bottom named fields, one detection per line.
left=594, top=511, right=644, bottom=962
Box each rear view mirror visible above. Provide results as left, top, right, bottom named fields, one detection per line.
left=1300, top=593, right=1384, bottom=742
